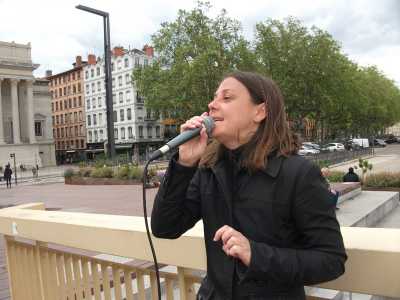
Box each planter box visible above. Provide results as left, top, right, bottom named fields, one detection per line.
left=362, top=186, right=400, bottom=192
left=64, top=176, right=159, bottom=187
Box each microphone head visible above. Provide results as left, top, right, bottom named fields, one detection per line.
left=202, top=116, right=215, bottom=137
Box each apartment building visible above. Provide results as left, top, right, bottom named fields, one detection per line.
left=83, top=45, right=164, bottom=161
left=46, top=56, right=87, bottom=163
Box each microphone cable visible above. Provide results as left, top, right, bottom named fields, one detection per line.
left=142, top=159, right=162, bottom=300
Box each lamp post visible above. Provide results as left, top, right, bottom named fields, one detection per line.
left=76, top=5, right=116, bottom=160
left=9, top=153, right=17, bottom=185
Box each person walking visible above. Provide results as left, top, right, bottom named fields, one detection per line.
left=4, top=164, right=12, bottom=188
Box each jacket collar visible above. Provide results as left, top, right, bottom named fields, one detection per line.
left=261, top=154, right=284, bottom=178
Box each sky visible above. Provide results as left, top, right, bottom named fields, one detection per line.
left=1, top=0, right=399, bottom=86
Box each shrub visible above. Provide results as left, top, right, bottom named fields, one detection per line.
left=327, top=171, right=345, bottom=182
left=64, top=168, right=75, bottom=178
left=91, top=167, right=114, bottom=178
left=129, top=166, right=143, bottom=180
left=116, top=165, right=130, bottom=179
left=364, top=172, right=400, bottom=188
left=78, top=167, right=93, bottom=177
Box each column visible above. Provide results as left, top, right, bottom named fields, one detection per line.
left=0, top=78, right=4, bottom=144
left=26, top=79, right=36, bottom=143
left=10, top=79, right=21, bottom=144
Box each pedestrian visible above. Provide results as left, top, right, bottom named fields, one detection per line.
left=4, top=164, right=12, bottom=188
left=151, top=71, right=347, bottom=299
left=343, top=167, right=360, bottom=182
left=321, top=167, right=340, bottom=210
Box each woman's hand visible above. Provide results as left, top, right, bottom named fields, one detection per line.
left=178, top=112, right=210, bottom=167
left=214, top=225, right=252, bottom=266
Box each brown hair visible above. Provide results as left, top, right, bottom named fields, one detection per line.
left=200, top=71, right=300, bottom=171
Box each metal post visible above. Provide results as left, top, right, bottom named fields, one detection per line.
left=76, top=4, right=115, bottom=160
left=10, top=153, right=17, bottom=185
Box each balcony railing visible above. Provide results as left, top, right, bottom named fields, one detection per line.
left=0, top=203, right=400, bottom=300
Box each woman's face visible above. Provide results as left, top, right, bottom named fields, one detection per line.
left=208, top=77, right=266, bottom=149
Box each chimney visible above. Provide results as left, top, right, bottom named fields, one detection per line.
left=75, top=55, right=82, bottom=67
left=143, top=45, right=154, bottom=58
left=45, top=70, right=52, bottom=78
left=88, top=54, right=96, bottom=65
left=113, top=46, right=124, bottom=57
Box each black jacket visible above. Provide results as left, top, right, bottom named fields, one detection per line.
left=343, top=172, right=359, bottom=183
left=4, top=167, right=12, bottom=179
left=151, top=152, right=347, bottom=299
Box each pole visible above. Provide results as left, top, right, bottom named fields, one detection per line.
left=13, top=155, right=17, bottom=185
left=104, top=15, right=116, bottom=159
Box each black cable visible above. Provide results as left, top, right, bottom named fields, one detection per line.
left=142, top=159, right=162, bottom=300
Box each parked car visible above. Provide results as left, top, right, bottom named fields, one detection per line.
left=351, top=138, right=369, bottom=148
left=344, top=140, right=361, bottom=151
left=372, top=139, right=387, bottom=147
left=321, top=143, right=345, bottom=152
left=384, top=135, right=400, bottom=144
left=298, top=145, right=320, bottom=156
left=302, top=142, right=321, bottom=150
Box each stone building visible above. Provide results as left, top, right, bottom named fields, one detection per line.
left=0, top=41, right=55, bottom=168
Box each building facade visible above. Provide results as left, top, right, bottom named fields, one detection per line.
left=385, top=123, right=400, bottom=136
left=83, top=46, right=164, bottom=161
left=47, top=56, right=87, bottom=163
left=0, top=41, right=55, bottom=168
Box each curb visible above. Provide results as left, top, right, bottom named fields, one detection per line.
left=329, top=155, right=375, bottom=169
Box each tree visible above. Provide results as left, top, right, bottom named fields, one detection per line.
left=133, top=2, right=254, bottom=122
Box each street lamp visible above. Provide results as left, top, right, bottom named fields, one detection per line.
left=76, top=4, right=116, bottom=159
left=9, top=153, right=17, bottom=185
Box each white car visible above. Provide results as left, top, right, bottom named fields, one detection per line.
left=298, top=145, right=320, bottom=156
left=302, top=142, right=320, bottom=150
left=322, top=143, right=345, bottom=152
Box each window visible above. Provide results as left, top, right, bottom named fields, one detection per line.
left=138, top=126, right=143, bottom=138
left=118, top=76, right=122, bottom=86
left=85, top=71, right=89, bottom=79
left=79, top=111, right=82, bottom=121
left=87, top=115, right=91, bottom=126
left=93, top=114, right=97, bottom=125
left=128, top=127, right=133, bottom=138
left=68, top=98, right=72, bottom=108
left=96, top=67, right=100, bottom=76
left=98, top=97, right=102, bottom=108
left=88, top=131, right=92, bottom=142
left=124, top=58, right=129, bottom=68
left=57, top=128, right=60, bottom=138
left=113, top=111, right=117, bottom=123
left=97, top=81, right=101, bottom=91
left=94, top=130, right=98, bottom=142
left=114, top=128, right=118, bottom=139
left=156, top=126, right=160, bottom=137
left=73, top=98, right=77, bottom=107
left=34, top=121, right=42, bottom=136
left=111, top=63, right=115, bottom=71
left=74, top=112, right=77, bottom=123
left=112, top=93, right=116, bottom=104
left=78, top=83, right=81, bottom=93
left=75, top=126, right=78, bottom=137
left=147, top=126, right=152, bottom=138
left=61, top=128, right=64, bottom=138
left=90, top=69, right=94, bottom=78
left=146, top=109, right=151, bottom=119
left=51, top=103, right=54, bottom=112
left=91, top=83, right=95, bottom=93
left=72, top=73, right=76, bottom=80
left=86, top=84, right=89, bottom=94
left=64, top=87, right=66, bottom=95
left=55, top=90, right=58, bottom=98
left=119, top=92, right=123, bottom=103
left=64, top=100, right=67, bottom=109
left=134, top=57, right=140, bottom=68
left=56, top=115, right=59, bottom=124
left=78, top=96, right=82, bottom=106
left=112, top=78, right=115, bottom=88
left=52, top=116, right=55, bottom=125
left=59, top=88, right=62, bottom=96
left=92, top=98, right=96, bottom=109
left=80, top=125, right=83, bottom=135
left=117, top=60, right=122, bottom=70
left=121, top=127, right=125, bottom=139
left=60, top=114, right=64, bottom=124
left=99, top=130, right=104, bottom=141
left=99, top=113, right=103, bottom=125
left=56, top=102, right=59, bottom=111
left=120, top=109, right=124, bottom=121
left=65, top=126, right=68, bottom=137
left=126, top=90, right=131, bottom=102
left=65, top=113, right=68, bottom=124
left=77, top=72, right=80, bottom=80
left=87, top=99, right=90, bottom=110
left=125, top=74, right=130, bottom=85
left=60, top=101, right=63, bottom=110
left=81, top=140, right=84, bottom=148
left=73, top=85, right=76, bottom=94
left=127, top=108, right=132, bottom=120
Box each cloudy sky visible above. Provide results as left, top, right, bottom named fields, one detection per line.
left=1, top=0, right=399, bottom=86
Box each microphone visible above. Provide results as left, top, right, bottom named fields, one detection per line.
left=149, top=116, right=214, bottom=161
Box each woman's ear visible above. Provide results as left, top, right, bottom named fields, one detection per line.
left=253, top=103, right=267, bottom=123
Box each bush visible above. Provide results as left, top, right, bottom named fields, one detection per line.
left=327, top=171, right=345, bottom=182
left=78, top=167, right=93, bottom=177
left=116, top=165, right=130, bottom=179
left=91, top=167, right=114, bottom=178
left=64, top=168, right=75, bottom=178
left=364, top=172, right=400, bottom=188
left=129, top=166, right=143, bottom=180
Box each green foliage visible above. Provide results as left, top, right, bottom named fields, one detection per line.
left=132, top=3, right=400, bottom=139
left=64, top=168, right=75, bottom=178
left=78, top=167, right=93, bottom=177
left=364, top=172, right=400, bottom=188
left=129, top=166, right=143, bottom=180
left=116, top=165, right=131, bottom=179
left=316, top=160, right=330, bottom=168
left=327, top=171, right=345, bottom=182
left=91, top=167, right=114, bottom=178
